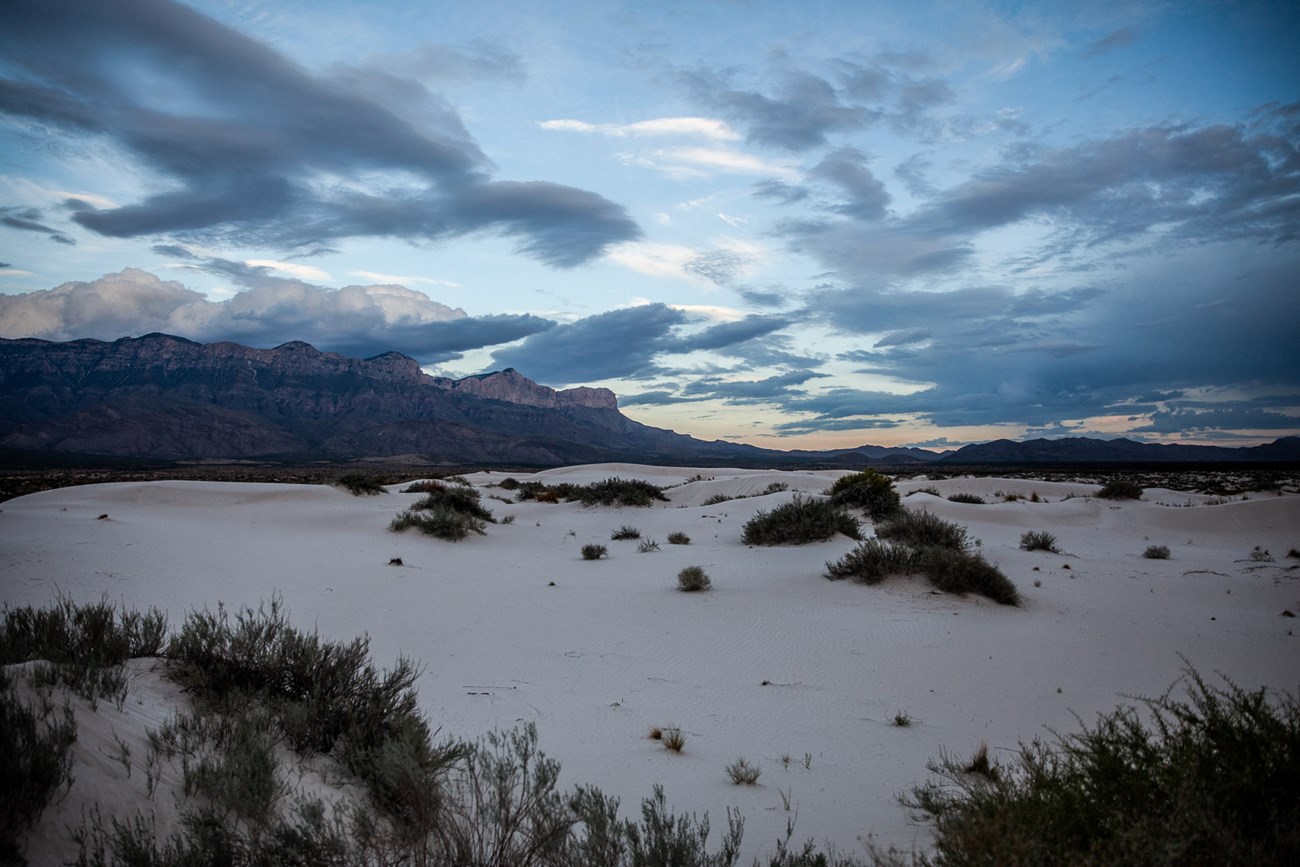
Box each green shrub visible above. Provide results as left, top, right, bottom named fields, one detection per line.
left=1019, top=531, right=1060, bottom=553
left=905, top=668, right=1300, bottom=865
left=568, top=783, right=743, bottom=867
left=667, top=532, right=691, bottom=545
left=918, top=547, right=1020, bottom=606
left=761, top=481, right=790, bottom=495
left=876, top=509, right=968, bottom=551
left=824, top=539, right=919, bottom=584
left=334, top=473, right=386, bottom=496
left=742, top=496, right=861, bottom=546
left=1097, top=477, right=1143, bottom=500
left=827, top=470, right=902, bottom=520
left=577, top=478, right=668, bottom=507
left=1143, top=545, right=1171, bottom=560
left=677, top=566, right=712, bottom=592
left=390, top=507, right=486, bottom=540
left=582, top=544, right=608, bottom=561
left=1, top=671, right=76, bottom=858
left=410, top=484, right=495, bottom=523
left=947, top=493, right=986, bottom=505
left=611, top=525, right=642, bottom=540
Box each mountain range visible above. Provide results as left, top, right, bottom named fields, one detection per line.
left=1, top=334, right=1296, bottom=467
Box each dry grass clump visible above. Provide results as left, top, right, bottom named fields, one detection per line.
left=824, top=539, right=917, bottom=585
left=667, top=532, right=691, bottom=545
left=661, top=728, right=686, bottom=752
left=725, top=757, right=762, bottom=785
left=577, top=477, right=669, bottom=507
left=581, top=544, right=608, bottom=561
left=905, top=668, right=1300, bottom=865
left=742, top=495, right=861, bottom=546
left=334, top=473, right=386, bottom=496
left=702, top=493, right=735, bottom=506
left=947, top=492, right=987, bottom=505
left=827, top=470, right=902, bottom=520
left=875, top=508, right=968, bottom=550
left=1097, top=477, right=1144, bottom=500
left=637, top=539, right=660, bottom=553
left=1143, top=544, right=1172, bottom=560
left=677, top=566, right=712, bottom=592
left=611, top=525, right=641, bottom=540
left=1019, top=530, right=1061, bottom=553
left=390, top=483, right=495, bottom=541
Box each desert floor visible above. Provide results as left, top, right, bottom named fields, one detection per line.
left=2, top=464, right=1298, bottom=863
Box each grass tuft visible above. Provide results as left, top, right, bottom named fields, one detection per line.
left=1019, top=530, right=1061, bottom=553
left=1143, top=544, right=1172, bottom=560
left=725, top=757, right=762, bottom=785
left=677, top=566, right=712, bottom=592
left=947, top=492, right=986, bottom=504
left=667, top=531, right=691, bottom=545
left=742, top=495, right=861, bottom=546
left=875, top=509, right=968, bottom=551
left=581, top=544, right=608, bottom=561
left=1097, top=477, right=1143, bottom=500
left=611, top=525, right=641, bottom=540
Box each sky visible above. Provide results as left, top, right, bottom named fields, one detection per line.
left=1, top=0, right=1298, bottom=451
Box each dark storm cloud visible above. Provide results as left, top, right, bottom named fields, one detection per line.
left=676, top=67, right=874, bottom=151
left=0, top=0, right=638, bottom=264
left=0, top=206, right=75, bottom=245
left=489, top=304, right=689, bottom=385
left=0, top=267, right=554, bottom=364
left=736, top=286, right=788, bottom=308
left=679, top=315, right=792, bottom=352
left=618, top=390, right=703, bottom=407
left=1131, top=407, right=1300, bottom=434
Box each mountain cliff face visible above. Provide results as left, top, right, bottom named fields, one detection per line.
left=0, top=334, right=759, bottom=464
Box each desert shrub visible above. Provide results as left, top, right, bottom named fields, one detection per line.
left=947, top=493, right=986, bottom=505
left=410, top=484, right=495, bottom=523
left=910, top=486, right=942, bottom=498
left=1, top=671, right=76, bottom=858
left=677, top=566, right=712, bottom=592
left=919, top=547, right=1020, bottom=606
left=725, top=758, right=761, bottom=785
left=876, top=509, right=968, bottom=551
left=905, top=668, right=1300, bottom=865
left=335, top=473, right=386, bottom=496
left=761, top=481, right=790, bottom=495
left=827, top=470, right=902, bottom=520
left=661, top=728, right=687, bottom=752
left=577, top=478, right=669, bottom=507
left=667, top=532, right=691, bottom=545
left=638, top=539, right=661, bottom=553
left=568, top=783, right=744, bottom=867
left=893, top=711, right=914, bottom=728
left=824, top=539, right=918, bottom=585
left=1097, top=477, right=1143, bottom=500
left=1019, top=530, right=1060, bottom=553
left=742, top=496, right=861, bottom=546
left=702, top=494, right=735, bottom=506
left=498, top=477, right=521, bottom=490
left=390, top=507, right=486, bottom=541
left=582, top=544, right=608, bottom=561
left=1143, top=545, right=1172, bottom=560
left=1288, top=547, right=1300, bottom=559
left=401, top=480, right=441, bottom=493
left=611, top=525, right=642, bottom=540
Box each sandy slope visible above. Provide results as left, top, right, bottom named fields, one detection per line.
left=2, top=465, right=1297, bottom=863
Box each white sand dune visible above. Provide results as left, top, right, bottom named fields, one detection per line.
left=2, top=466, right=1298, bottom=863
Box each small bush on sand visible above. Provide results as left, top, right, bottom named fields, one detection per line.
left=904, top=667, right=1300, bottom=865
left=1097, top=477, right=1143, bottom=500
left=725, top=757, right=761, bottom=785
left=919, top=547, right=1021, bottom=606
left=577, top=478, right=669, bottom=507
left=828, top=470, right=902, bottom=520
left=742, top=496, right=861, bottom=546
left=667, top=532, right=691, bottom=545
left=677, top=566, right=712, bottom=592
left=637, top=539, right=660, bottom=553
left=410, top=485, right=495, bottom=523
left=611, top=525, right=641, bottom=540
left=1, top=670, right=76, bottom=855
left=824, top=539, right=918, bottom=585
left=876, top=509, right=968, bottom=551
left=703, top=494, right=735, bottom=506
left=401, top=480, right=441, bottom=493
left=390, top=507, right=486, bottom=541
left=947, top=493, right=986, bottom=505
left=581, top=544, right=608, bottom=561
left=1143, top=544, right=1172, bottom=560
left=661, top=728, right=686, bottom=752
left=334, top=473, right=386, bottom=496
left=1019, top=530, right=1060, bottom=553
left=910, top=486, right=942, bottom=498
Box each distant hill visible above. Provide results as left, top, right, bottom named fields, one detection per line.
left=2, top=335, right=1294, bottom=467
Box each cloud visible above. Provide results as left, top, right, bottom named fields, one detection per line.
left=365, top=42, right=526, bottom=84
left=677, top=67, right=874, bottom=151
left=0, top=0, right=638, bottom=265
left=619, top=146, right=798, bottom=180
left=681, top=369, right=829, bottom=403
left=538, top=117, right=739, bottom=140
left=1130, top=407, right=1300, bottom=434
left=0, top=206, right=75, bottom=245
left=489, top=303, right=689, bottom=385
left=1082, top=28, right=1136, bottom=58
left=0, top=267, right=554, bottom=363
left=808, top=148, right=891, bottom=221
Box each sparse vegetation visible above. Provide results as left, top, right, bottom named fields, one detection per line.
left=910, top=486, right=942, bottom=498
left=667, top=532, right=691, bottom=545
left=334, top=473, right=386, bottom=496
left=703, top=494, right=735, bottom=506
left=2, top=670, right=77, bottom=859
left=725, top=757, right=762, bottom=785
left=677, top=566, right=712, bottom=592
left=824, top=539, right=917, bottom=585
left=1019, top=530, right=1061, bottom=553
left=892, top=711, right=913, bottom=728
left=1251, top=546, right=1275, bottom=562
left=1143, top=544, right=1172, bottom=560
left=581, top=544, right=608, bottom=560
left=611, top=525, right=641, bottom=540
left=742, top=495, right=861, bottom=545
left=947, top=493, right=986, bottom=505
left=390, top=506, right=486, bottom=540
left=827, top=470, right=902, bottom=521
left=904, top=668, right=1300, bottom=866
left=661, top=728, right=686, bottom=752
left=577, top=477, right=669, bottom=507
left=637, top=538, right=661, bottom=553
left=1097, top=477, right=1144, bottom=500
left=410, top=484, right=495, bottom=523
left=875, top=509, right=968, bottom=551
